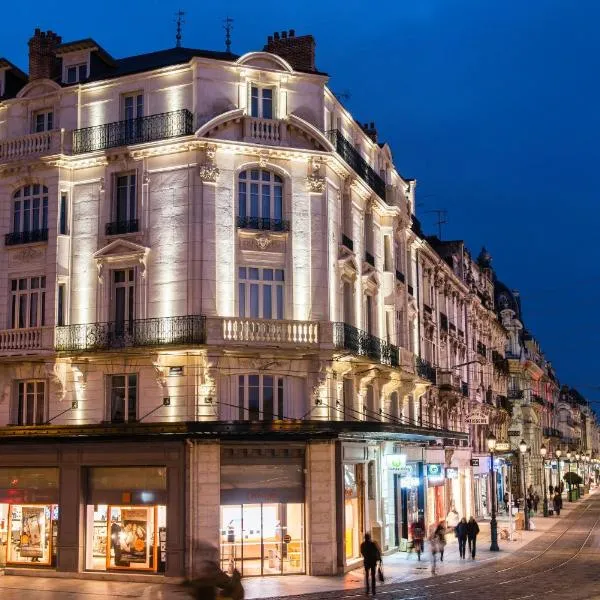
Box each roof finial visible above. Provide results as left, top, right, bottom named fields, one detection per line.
left=223, top=16, right=234, bottom=53
left=175, top=9, right=185, bottom=48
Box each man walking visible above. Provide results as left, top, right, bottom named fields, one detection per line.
left=360, top=533, right=381, bottom=596
left=466, top=516, right=480, bottom=559
left=455, top=517, right=468, bottom=559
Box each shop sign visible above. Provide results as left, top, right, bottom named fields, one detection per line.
left=169, top=366, right=184, bottom=376
left=283, top=534, right=292, bottom=544
left=495, top=442, right=511, bottom=451
left=386, top=453, right=408, bottom=473
left=399, top=476, right=420, bottom=489
left=446, top=467, right=459, bottom=479
left=465, top=407, right=489, bottom=425
left=470, top=458, right=480, bottom=467
left=508, top=430, right=521, bottom=437
left=427, top=464, right=445, bottom=483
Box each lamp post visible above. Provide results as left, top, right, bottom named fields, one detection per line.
left=576, top=452, right=581, bottom=498
left=566, top=451, right=572, bottom=501
left=540, top=444, right=548, bottom=517
left=487, top=432, right=499, bottom=551
left=519, top=439, right=530, bottom=531
left=556, top=449, right=562, bottom=496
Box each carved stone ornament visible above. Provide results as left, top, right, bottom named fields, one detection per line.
left=199, top=163, right=220, bottom=183
left=258, top=153, right=269, bottom=168
left=255, top=233, right=272, bottom=250
left=99, top=177, right=105, bottom=192
left=143, top=170, right=150, bottom=185
left=306, top=174, right=325, bottom=193
left=13, top=247, right=44, bottom=261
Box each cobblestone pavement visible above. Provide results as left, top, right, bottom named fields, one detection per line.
left=0, top=492, right=599, bottom=599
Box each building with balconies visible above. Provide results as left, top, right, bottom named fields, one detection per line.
left=0, top=28, right=467, bottom=580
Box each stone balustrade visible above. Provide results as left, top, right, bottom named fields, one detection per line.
left=0, top=327, right=54, bottom=353
left=0, top=129, right=66, bottom=163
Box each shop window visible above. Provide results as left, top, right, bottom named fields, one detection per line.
left=10, top=276, right=46, bottom=329
left=14, top=380, right=46, bottom=426
left=238, top=267, right=284, bottom=319
left=108, top=374, right=137, bottom=423
left=238, top=374, right=284, bottom=420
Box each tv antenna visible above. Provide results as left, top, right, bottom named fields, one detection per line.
left=223, top=16, right=234, bottom=53
left=426, top=209, right=448, bottom=239
left=175, top=9, right=185, bottom=48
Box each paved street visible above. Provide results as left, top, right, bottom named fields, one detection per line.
left=0, top=492, right=599, bottom=599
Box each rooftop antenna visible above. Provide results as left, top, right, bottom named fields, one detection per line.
left=175, top=9, right=185, bottom=48
left=426, top=209, right=448, bottom=239
left=223, top=16, right=234, bottom=53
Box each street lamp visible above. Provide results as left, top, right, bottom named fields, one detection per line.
left=567, top=451, right=572, bottom=501
left=519, top=439, right=530, bottom=531
left=487, top=432, right=499, bottom=551
left=540, top=444, right=548, bottom=517
left=556, top=449, right=562, bottom=494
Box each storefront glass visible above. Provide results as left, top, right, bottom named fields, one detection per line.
left=219, top=503, right=304, bottom=576
left=344, top=464, right=361, bottom=560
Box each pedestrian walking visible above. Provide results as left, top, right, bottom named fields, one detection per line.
left=360, top=532, right=382, bottom=596
left=533, top=492, right=540, bottom=513
left=503, top=492, right=509, bottom=514
left=410, top=517, right=425, bottom=560
left=455, top=517, right=468, bottom=559
left=466, top=516, right=479, bottom=559
left=553, top=491, right=562, bottom=516
left=429, top=522, right=446, bottom=573
left=549, top=484, right=554, bottom=496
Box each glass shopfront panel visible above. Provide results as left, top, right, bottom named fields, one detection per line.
left=344, top=464, right=360, bottom=560
left=220, top=503, right=304, bottom=576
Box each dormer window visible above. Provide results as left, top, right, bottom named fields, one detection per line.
left=250, top=85, right=273, bottom=119
left=66, top=63, right=87, bottom=83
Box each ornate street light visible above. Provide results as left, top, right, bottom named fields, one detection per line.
left=519, top=439, right=530, bottom=531
left=556, top=448, right=562, bottom=493
left=487, top=432, right=499, bottom=551
left=566, top=451, right=573, bottom=501
left=540, top=444, right=548, bottom=517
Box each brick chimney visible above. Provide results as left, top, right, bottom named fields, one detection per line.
left=28, top=28, right=62, bottom=81
left=264, top=29, right=316, bottom=72
left=361, top=122, right=378, bottom=143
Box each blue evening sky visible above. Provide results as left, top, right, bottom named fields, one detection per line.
left=2, top=0, right=598, bottom=402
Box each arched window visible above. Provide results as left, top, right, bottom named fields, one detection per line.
left=237, top=169, right=287, bottom=231
left=9, top=185, right=49, bottom=245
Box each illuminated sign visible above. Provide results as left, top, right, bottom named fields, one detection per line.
left=399, top=476, right=420, bottom=489
left=446, top=467, right=459, bottom=479
left=427, top=464, right=444, bottom=478
left=386, top=454, right=407, bottom=473
left=495, top=442, right=511, bottom=451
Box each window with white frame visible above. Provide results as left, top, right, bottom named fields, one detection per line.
left=123, top=93, right=143, bottom=120
left=111, top=268, right=135, bottom=329
left=10, top=276, right=46, bottom=329
left=33, top=110, right=53, bottom=133
left=13, top=185, right=48, bottom=234
left=238, top=267, right=284, bottom=319
left=65, top=63, right=87, bottom=84
left=250, top=85, right=274, bottom=119
left=15, top=380, right=46, bottom=425
left=108, top=374, right=137, bottom=423
left=238, top=374, right=284, bottom=420
left=238, top=169, right=284, bottom=229
left=114, top=173, right=137, bottom=223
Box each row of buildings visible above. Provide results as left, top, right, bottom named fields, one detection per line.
left=0, top=28, right=597, bottom=580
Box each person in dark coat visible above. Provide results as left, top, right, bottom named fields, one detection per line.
left=466, top=516, right=480, bottom=559
left=360, top=532, right=382, bottom=596
left=455, top=517, right=468, bottom=559
left=553, top=491, right=562, bottom=516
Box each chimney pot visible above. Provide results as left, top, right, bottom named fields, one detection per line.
left=28, top=27, right=62, bottom=81
left=289, top=29, right=295, bottom=36
left=268, top=35, right=273, bottom=43
left=274, top=32, right=280, bottom=40
left=370, top=122, right=374, bottom=129
left=281, top=31, right=287, bottom=38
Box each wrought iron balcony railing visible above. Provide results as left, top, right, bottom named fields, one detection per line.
left=395, top=269, right=405, bottom=283
left=342, top=233, right=354, bottom=251
left=333, top=323, right=399, bottom=367
left=532, top=394, right=545, bottom=406
left=105, top=219, right=139, bottom=236
left=236, top=216, right=289, bottom=232
left=5, top=228, right=49, bottom=246
left=543, top=427, right=561, bottom=438
left=72, top=109, right=194, bottom=154
left=326, top=129, right=387, bottom=201
left=508, top=388, right=524, bottom=400
left=365, top=251, right=375, bottom=267
left=416, top=356, right=436, bottom=384
left=55, top=315, right=206, bottom=351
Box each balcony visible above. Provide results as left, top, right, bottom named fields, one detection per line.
left=327, top=130, right=387, bottom=201
left=333, top=323, right=399, bottom=367
left=543, top=427, right=561, bottom=438
left=0, top=129, right=67, bottom=163
left=72, top=109, right=194, bottom=154
left=532, top=394, right=545, bottom=406
left=341, top=234, right=354, bottom=252
left=438, top=369, right=461, bottom=391
left=105, top=219, right=139, bottom=236
left=5, top=228, right=48, bottom=246
left=365, top=251, right=375, bottom=267
left=508, top=388, right=524, bottom=400
left=416, top=356, right=436, bottom=384
left=0, top=327, right=54, bottom=353
left=243, top=116, right=283, bottom=145
left=217, top=317, right=318, bottom=346
left=236, top=216, right=290, bottom=232
left=55, top=315, right=206, bottom=352
left=395, top=270, right=405, bottom=283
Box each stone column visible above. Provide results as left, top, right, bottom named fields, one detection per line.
left=306, top=440, right=338, bottom=575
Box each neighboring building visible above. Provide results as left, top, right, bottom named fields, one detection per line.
left=0, top=28, right=467, bottom=578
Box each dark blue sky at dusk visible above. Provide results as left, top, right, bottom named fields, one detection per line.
left=2, top=1, right=599, bottom=403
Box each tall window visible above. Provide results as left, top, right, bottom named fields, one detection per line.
left=109, top=374, right=137, bottom=423
left=57, top=283, right=66, bottom=327
left=238, top=374, right=284, bottom=420
left=123, top=93, right=143, bottom=120
left=111, top=269, right=135, bottom=329
left=238, top=267, right=284, bottom=319
left=10, top=276, right=46, bottom=329
left=33, top=110, right=53, bottom=133
left=238, top=169, right=284, bottom=229
left=13, top=185, right=48, bottom=235
left=115, top=174, right=137, bottom=223
left=250, top=86, right=273, bottom=119
left=59, top=193, right=68, bottom=235
left=15, top=381, right=46, bottom=425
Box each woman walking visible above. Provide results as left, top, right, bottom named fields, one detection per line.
left=455, top=517, right=468, bottom=559
left=429, top=522, right=446, bottom=574
left=466, top=516, right=480, bottom=559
